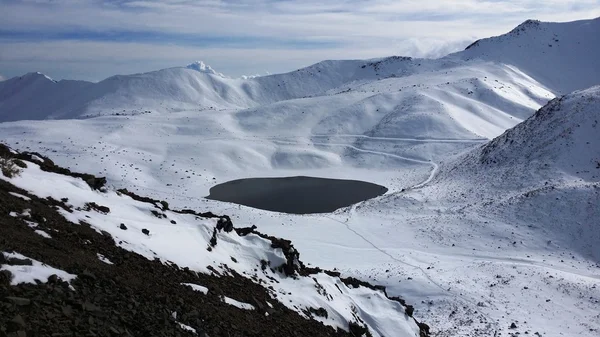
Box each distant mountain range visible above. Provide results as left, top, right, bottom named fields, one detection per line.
left=1, top=17, right=598, bottom=126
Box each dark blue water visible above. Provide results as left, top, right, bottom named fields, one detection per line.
left=206, top=176, right=388, bottom=214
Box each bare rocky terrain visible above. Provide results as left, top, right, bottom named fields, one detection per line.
left=0, top=144, right=429, bottom=337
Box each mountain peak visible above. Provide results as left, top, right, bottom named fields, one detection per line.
left=456, top=16, right=600, bottom=93
left=464, top=19, right=543, bottom=51
left=21, top=72, right=56, bottom=82
left=185, top=61, right=226, bottom=78
left=508, top=19, right=542, bottom=35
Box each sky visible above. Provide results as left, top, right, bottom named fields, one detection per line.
left=0, top=0, right=599, bottom=81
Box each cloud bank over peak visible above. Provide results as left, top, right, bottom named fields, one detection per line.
left=0, top=1, right=599, bottom=81
left=186, top=61, right=227, bottom=78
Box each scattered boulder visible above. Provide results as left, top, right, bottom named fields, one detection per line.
left=4, top=297, right=31, bottom=306
left=150, top=210, right=166, bottom=219
left=234, top=225, right=257, bottom=236
left=0, top=270, right=13, bottom=285
left=216, top=217, right=233, bottom=233
left=308, top=307, right=328, bottom=319
left=209, top=228, right=217, bottom=247
left=12, top=159, right=27, bottom=169
left=85, top=176, right=107, bottom=191
left=83, top=202, right=110, bottom=214
left=116, top=188, right=168, bottom=210
left=348, top=322, right=371, bottom=337
left=5, top=257, right=32, bottom=266
left=418, top=322, right=431, bottom=337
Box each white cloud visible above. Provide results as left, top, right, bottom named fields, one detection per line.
left=0, top=40, right=398, bottom=81
left=2, top=1, right=597, bottom=37
left=0, top=74, right=5, bottom=82
left=0, top=1, right=599, bottom=79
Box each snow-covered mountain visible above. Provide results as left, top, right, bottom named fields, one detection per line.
left=1, top=17, right=598, bottom=126
left=0, top=57, right=422, bottom=121
left=424, top=86, right=600, bottom=257
left=456, top=17, right=600, bottom=93
left=1, top=16, right=599, bottom=337
left=362, top=86, right=600, bottom=336
left=0, top=72, right=95, bottom=121
left=443, top=85, right=600, bottom=189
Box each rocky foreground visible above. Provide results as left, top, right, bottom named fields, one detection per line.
left=0, top=144, right=429, bottom=337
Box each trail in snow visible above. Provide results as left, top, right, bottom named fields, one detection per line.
left=271, top=139, right=436, bottom=165
left=323, top=209, right=499, bottom=331
left=333, top=205, right=448, bottom=292
left=310, top=134, right=487, bottom=143
left=409, top=162, right=439, bottom=190
left=271, top=138, right=440, bottom=190
left=114, top=134, right=485, bottom=144
left=323, top=240, right=600, bottom=281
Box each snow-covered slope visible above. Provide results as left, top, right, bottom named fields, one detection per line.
left=347, top=87, right=600, bottom=336
left=1, top=17, right=599, bottom=337
left=0, top=66, right=257, bottom=121
left=238, top=61, right=553, bottom=140
left=0, top=72, right=94, bottom=121
left=0, top=59, right=556, bottom=141
left=439, top=85, right=600, bottom=191
left=421, top=86, right=600, bottom=262
left=0, top=149, right=424, bottom=337
left=1, top=87, right=597, bottom=336
left=455, top=17, right=600, bottom=93
left=425, top=85, right=600, bottom=260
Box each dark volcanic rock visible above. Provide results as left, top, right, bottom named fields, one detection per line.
left=83, top=202, right=110, bottom=214
left=0, top=178, right=360, bottom=337
left=5, top=257, right=32, bottom=266
left=0, top=270, right=13, bottom=285
left=0, top=146, right=431, bottom=337
left=4, top=297, right=31, bottom=306
left=0, top=143, right=107, bottom=191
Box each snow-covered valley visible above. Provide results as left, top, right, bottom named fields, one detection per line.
left=1, top=17, right=599, bottom=337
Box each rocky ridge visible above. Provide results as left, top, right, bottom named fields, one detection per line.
left=0, top=144, right=429, bottom=337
